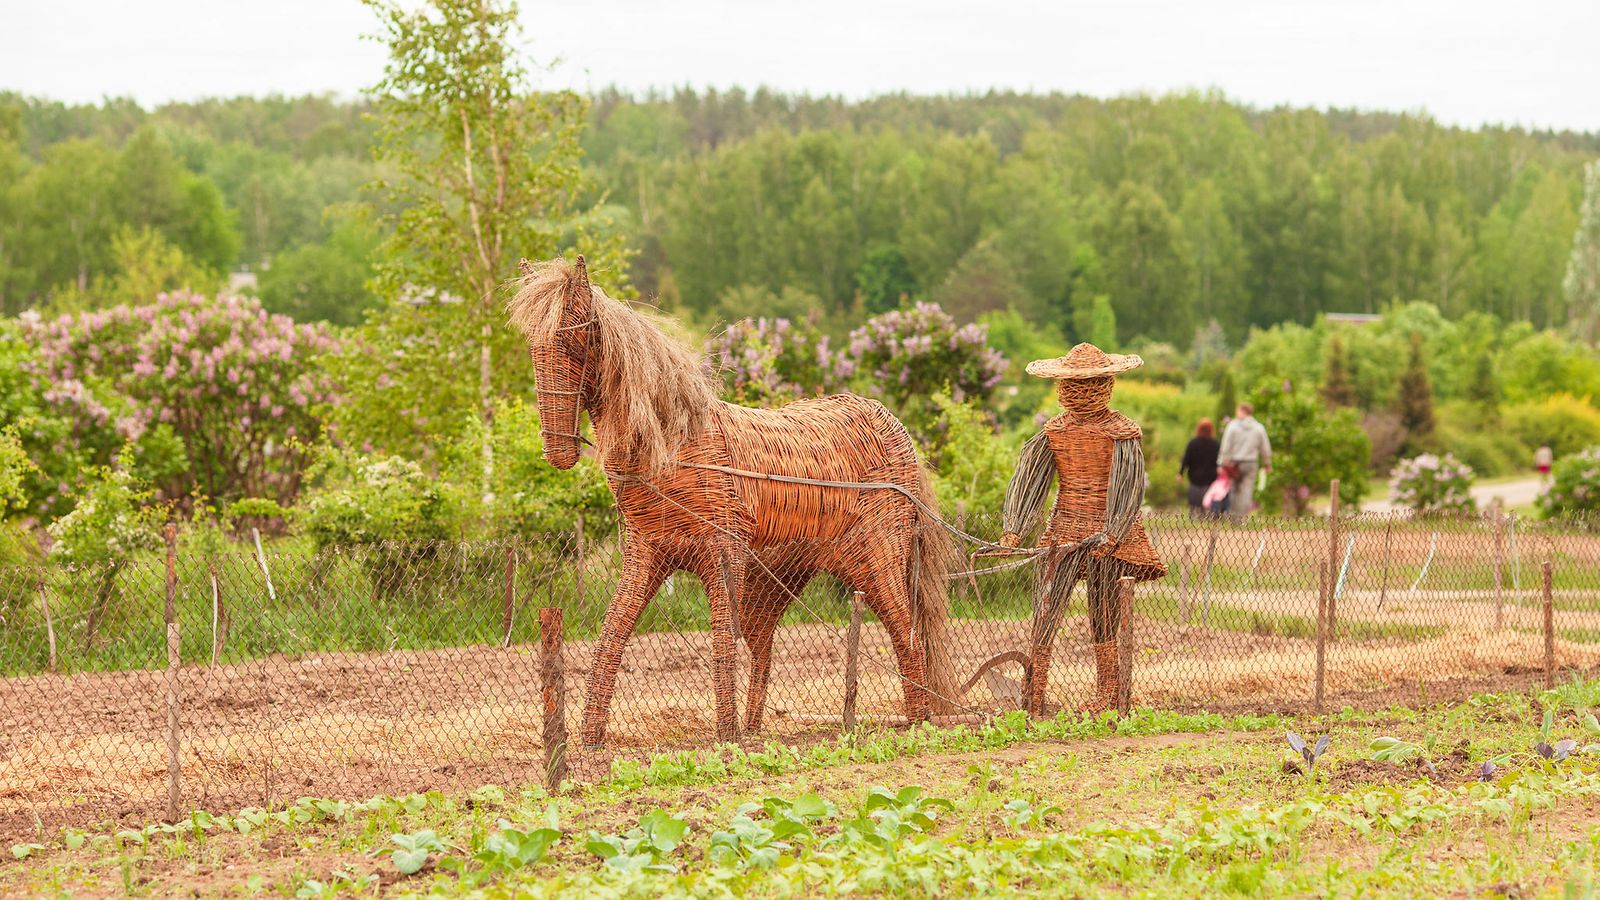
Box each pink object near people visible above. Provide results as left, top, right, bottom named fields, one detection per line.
left=1203, top=467, right=1232, bottom=511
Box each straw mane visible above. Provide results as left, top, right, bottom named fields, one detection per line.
left=506, top=258, right=716, bottom=475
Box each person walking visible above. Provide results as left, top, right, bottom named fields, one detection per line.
left=1178, top=419, right=1221, bottom=516
left=1219, top=403, right=1271, bottom=521
left=1535, top=445, right=1554, bottom=481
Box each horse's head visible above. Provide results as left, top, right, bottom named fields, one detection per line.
left=510, top=256, right=598, bottom=470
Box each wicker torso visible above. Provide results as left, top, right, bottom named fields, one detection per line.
left=609, top=393, right=921, bottom=555
left=1041, top=411, right=1165, bottom=579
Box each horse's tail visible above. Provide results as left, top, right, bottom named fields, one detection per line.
left=911, top=466, right=960, bottom=715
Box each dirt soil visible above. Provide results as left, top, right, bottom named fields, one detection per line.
left=2, top=612, right=1595, bottom=841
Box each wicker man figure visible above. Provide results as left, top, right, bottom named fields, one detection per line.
left=1000, top=343, right=1166, bottom=715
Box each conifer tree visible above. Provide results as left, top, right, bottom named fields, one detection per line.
left=1397, top=333, right=1435, bottom=445
left=1321, top=334, right=1356, bottom=408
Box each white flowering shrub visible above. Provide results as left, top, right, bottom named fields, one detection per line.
left=300, top=449, right=463, bottom=549
left=1388, top=453, right=1476, bottom=516
left=1539, top=447, right=1600, bottom=521
left=45, top=449, right=164, bottom=567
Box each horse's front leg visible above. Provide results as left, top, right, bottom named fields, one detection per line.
left=581, top=535, right=668, bottom=747
left=696, top=542, right=746, bottom=744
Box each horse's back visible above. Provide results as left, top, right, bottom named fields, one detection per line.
left=717, top=394, right=924, bottom=544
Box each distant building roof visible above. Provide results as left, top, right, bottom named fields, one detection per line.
left=1325, top=312, right=1382, bottom=325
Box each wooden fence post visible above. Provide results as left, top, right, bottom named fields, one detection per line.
left=1493, top=503, right=1506, bottom=630
left=843, top=591, right=864, bottom=729
left=38, top=575, right=57, bottom=674
left=1314, top=560, right=1329, bottom=713
left=163, top=523, right=182, bottom=822
left=1543, top=560, right=1555, bottom=690
left=1116, top=577, right=1134, bottom=717
left=540, top=607, right=568, bottom=790
left=501, top=544, right=517, bottom=647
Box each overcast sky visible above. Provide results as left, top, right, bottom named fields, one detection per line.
left=3, top=0, right=1597, bottom=133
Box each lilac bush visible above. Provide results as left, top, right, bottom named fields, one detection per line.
left=21, top=293, right=340, bottom=509
left=846, top=302, right=1007, bottom=433
left=1388, top=453, right=1476, bottom=515
left=1539, top=447, right=1600, bottom=522
left=709, top=317, right=837, bottom=404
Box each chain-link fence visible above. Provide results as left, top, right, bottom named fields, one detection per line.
left=3, top=508, right=1598, bottom=838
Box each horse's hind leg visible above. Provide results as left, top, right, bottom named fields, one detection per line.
left=739, top=568, right=810, bottom=733
left=580, top=536, right=668, bottom=747
left=847, top=546, right=930, bottom=723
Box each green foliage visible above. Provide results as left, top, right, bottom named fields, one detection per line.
left=1504, top=394, right=1600, bottom=459
left=1321, top=334, right=1355, bottom=408
left=0, top=426, right=37, bottom=518
left=1250, top=382, right=1371, bottom=516
left=455, top=396, right=613, bottom=539
left=927, top=392, right=1016, bottom=516
left=1565, top=160, right=1600, bottom=344
left=46, top=226, right=221, bottom=314
left=299, top=448, right=464, bottom=548
left=1396, top=333, right=1435, bottom=446
left=1538, top=447, right=1600, bottom=521
left=44, top=449, right=163, bottom=567
left=256, top=217, right=380, bottom=326
left=855, top=244, right=917, bottom=314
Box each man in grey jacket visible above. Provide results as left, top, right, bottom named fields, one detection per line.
left=1218, top=403, right=1271, bottom=521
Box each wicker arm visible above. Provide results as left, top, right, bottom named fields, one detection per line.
left=1001, top=431, right=1054, bottom=546
left=1097, top=436, right=1146, bottom=557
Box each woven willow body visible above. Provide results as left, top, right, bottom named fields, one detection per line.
left=510, top=257, right=956, bottom=746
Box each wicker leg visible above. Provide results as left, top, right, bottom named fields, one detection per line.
left=702, top=545, right=746, bottom=744
left=1026, top=549, right=1082, bottom=718
left=739, top=570, right=805, bottom=733
left=851, top=562, right=930, bottom=722
left=580, top=539, right=667, bottom=747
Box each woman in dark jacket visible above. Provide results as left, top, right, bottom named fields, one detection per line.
left=1178, top=419, right=1221, bottom=515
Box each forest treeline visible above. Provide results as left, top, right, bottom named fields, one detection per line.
left=3, top=87, right=1597, bottom=346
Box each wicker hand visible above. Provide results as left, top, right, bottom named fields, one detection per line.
left=999, top=531, right=1021, bottom=549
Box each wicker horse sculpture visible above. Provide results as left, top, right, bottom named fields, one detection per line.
left=508, top=257, right=958, bottom=746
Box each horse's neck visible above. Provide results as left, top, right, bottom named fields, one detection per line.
left=589, top=397, right=727, bottom=476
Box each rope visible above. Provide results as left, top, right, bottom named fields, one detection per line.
left=675, top=461, right=1042, bottom=555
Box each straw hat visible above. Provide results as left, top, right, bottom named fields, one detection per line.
left=1024, top=342, right=1143, bottom=380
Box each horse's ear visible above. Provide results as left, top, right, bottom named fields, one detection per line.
left=568, top=254, right=593, bottom=318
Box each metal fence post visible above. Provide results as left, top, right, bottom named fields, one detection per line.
left=1116, top=576, right=1134, bottom=717
left=540, top=607, right=567, bottom=790
left=163, top=523, right=183, bottom=822
left=1493, top=503, right=1506, bottom=630
left=1543, top=560, right=1555, bottom=690
left=1314, top=560, right=1329, bottom=713
left=843, top=590, right=864, bottom=729
left=1326, top=479, right=1340, bottom=639
left=38, top=574, right=57, bottom=674
left=502, top=544, right=517, bottom=647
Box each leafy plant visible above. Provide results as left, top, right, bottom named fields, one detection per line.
left=1388, top=453, right=1476, bottom=516
left=1002, top=797, right=1063, bottom=830
left=387, top=829, right=449, bottom=876
left=584, top=809, right=688, bottom=873
left=1286, top=732, right=1331, bottom=771
left=475, top=819, right=561, bottom=872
